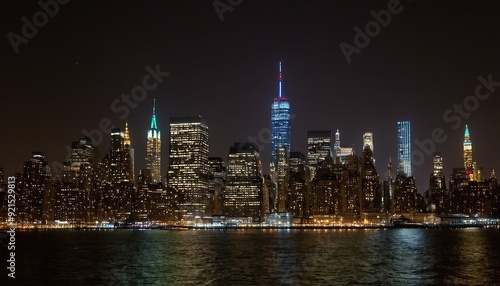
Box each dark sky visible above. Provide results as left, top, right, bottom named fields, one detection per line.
left=2, top=0, right=500, bottom=193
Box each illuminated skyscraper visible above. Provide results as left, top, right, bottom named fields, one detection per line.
left=167, top=116, right=209, bottom=221
left=108, top=128, right=129, bottom=183
left=463, top=125, right=473, bottom=178
left=397, top=121, right=411, bottom=176
left=307, top=130, right=332, bottom=178
left=333, top=129, right=353, bottom=164
left=334, top=129, right=340, bottom=159
left=271, top=61, right=291, bottom=169
left=124, top=121, right=135, bottom=182
left=224, top=142, right=263, bottom=220
left=427, top=152, right=447, bottom=213
left=363, top=132, right=373, bottom=153
left=208, top=157, right=226, bottom=216
left=146, top=99, right=161, bottom=183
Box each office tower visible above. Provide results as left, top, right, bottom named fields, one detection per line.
left=289, top=151, right=306, bottom=217
left=360, top=145, right=382, bottom=213
left=311, top=152, right=342, bottom=215
left=146, top=99, right=161, bottom=183
left=208, top=157, right=226, bottom=216
left=69, top=137, right=96, bottom=172
left=393, top=173, right=417, bottom=213
left=270, top=62, right=291, bottom=214
left=271, top=61, right=291, bottom=170
left=168, top=116, right=209, bottom=221
left=363, top=132, right=374, bottom=153
left=307, top=130, right=332, bottom=179
left=463, top=125, right=473, bottom=180
left=136, top=169, right=169, bottom=222
left=64, top=136, right=97, bottom=223
left=334, top=129, right=341, bottom=160
left=397, top=121, right=411, bottom=176
left=426, top=152, right=447, bottom=213
left=106, top=127, right=132, bottom=183
left=383, top=158, right=395, bottom=213
left=334, top=129, right=354, bottom=164
left=224, top=142, right=263, bottom=220
left=449, top=167, right=491, bottom=216
left=491, top=167, right=497, bottom=190
left=19, top=152, right=54, bottom=223
left=124, top=121, right=135, bottom=182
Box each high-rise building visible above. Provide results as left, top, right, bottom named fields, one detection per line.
left=19, top=152, right=55, bottom=223
left=124, top=121, right=135, bottom=182
left=307, top=130, right=332, bottom=178
left=397, top=121, right=411, bottom=176
left=168, top=116, right=209, bottom=221
left=271, top=61, right=291, bottom=169
left=208, top=157, right=226, bottom=216
left=426, top=152, right=447, bottom=213
left=289, top=152, right=306, bottom=217
left=333, top=129, right=354, bottom=164
left=334, top=129, right=341, bottom=160
left=146, top=99, right=161, bottom=183
left=463, top=124, right=473, bottom=179
left=360, top=145, right=382, bottom=213
left=363, top=132, right=374, bottom=153
left=224, top=142, right=263, bottom=220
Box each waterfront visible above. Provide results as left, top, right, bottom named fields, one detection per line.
left=1, top=228, right=499, bottom=285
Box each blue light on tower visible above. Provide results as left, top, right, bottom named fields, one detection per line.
left=397, top=121, right=411, bottom=176
left=271, top=61, right=291, bottom=167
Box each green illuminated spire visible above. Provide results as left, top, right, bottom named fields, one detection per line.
left=465, top=124, right=469, bottom=138
left=150, top=99, right=158, bottom=130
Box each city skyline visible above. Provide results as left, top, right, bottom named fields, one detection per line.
left=2, top=1, right=500, bottom=194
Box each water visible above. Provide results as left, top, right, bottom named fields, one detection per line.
left=2, top=228, right=500, bottom=285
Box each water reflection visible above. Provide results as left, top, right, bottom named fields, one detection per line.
left=14, top=228, right=500, bottom=285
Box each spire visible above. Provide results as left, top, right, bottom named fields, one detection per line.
left=124, top=121, right=131, bottom=147
left=278, top=61, right=282, bottom=98
left=492, top=166, right=496, bottom=179
left=465, top=124, right=470, bottom=138
left=150, top=99, right=158, bottom=130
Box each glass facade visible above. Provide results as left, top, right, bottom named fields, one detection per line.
left=307, top=130, right=332, bottom=177
left=397, top=121, right=411, bottom=176
left=167, top=116, right=209, bottom=221
left=271, top=62, right=291, bottom=168
left=224, top=142, right=263, bottom=220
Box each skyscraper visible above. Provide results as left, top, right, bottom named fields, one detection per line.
left=167, top=116, right=209, bottom=221
left=427, top=152, right=447, bottom=213
left=208, top=157, right=226, bottom=216
left=124, top=121, right=135, bottom=182
left=224, top=142, right=263, bottom=220
left=363, top=132, right=374, bottom=153
left=333, top=129, right=354, bottom=164
left=271, top=61, right=291, bottom=168
left=463, top=124, right=473, bottom=178
left=307, top=130, right=332, bottom=178
left=108, top=128, right=129, bottom=183
left=146, top=99, right=161, bottom=183
left=397, top=121, right=411, bottom=176
left=334, top=129, right=340, bottom=159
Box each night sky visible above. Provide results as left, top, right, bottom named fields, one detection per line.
left=2, top=0, right=500, bottom=193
